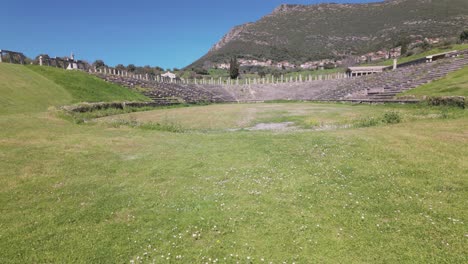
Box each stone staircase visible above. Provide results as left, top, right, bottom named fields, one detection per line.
left=94, top=74, right=236, bottom=103
left=317, top=54, right=468, bottom=101
left=92, top=51, right=468, bottom=104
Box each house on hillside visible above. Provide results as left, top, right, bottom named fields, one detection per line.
left=346, top=66, right=389, bottom=77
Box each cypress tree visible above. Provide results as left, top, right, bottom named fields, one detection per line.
left=229, top=57, right=239, bottom=79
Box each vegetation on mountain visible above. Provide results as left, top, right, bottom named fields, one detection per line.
left=189, top=0, right=468, bottom=68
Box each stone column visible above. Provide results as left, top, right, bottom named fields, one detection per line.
left=393, top=59, right=397, bottom=70
left=39, top=56, right=43, bottom=66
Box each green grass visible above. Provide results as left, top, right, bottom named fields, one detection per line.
left=0, top=63, right=72, bottom=114
left=0, top=64, right=149, bottom=115
left=97, top=103, right=465, bottom=131
left=366, top=44, right=468, bottom=67
left=27, top=65, right=149, bottom=103
left=1, top=64, right=468, bottom=263
left=399, top=66, right=468, bottom=98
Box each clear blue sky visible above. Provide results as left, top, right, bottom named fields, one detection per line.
left=2, top=0, right=379, bottom=69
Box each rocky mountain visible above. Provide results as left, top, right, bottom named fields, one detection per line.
left=188, top=0, right=468, bottom=69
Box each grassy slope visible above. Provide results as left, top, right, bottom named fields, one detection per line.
left=400, top=66, right=468, bottom=98
left=0, top=64, right=148, bottom=114
left=27, top=65, right=148, bottom=103
left=0, top=64, right=72, bottom=114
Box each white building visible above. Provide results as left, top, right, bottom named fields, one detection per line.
left=161, top=71, right=177, bottom=80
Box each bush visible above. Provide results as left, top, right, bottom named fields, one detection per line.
left=354, top=111, right=402, bottom=128
left=354, top=117, right=380, bottom=128
left=426, top=96, right=465, bottom=109
left=460, top=30, right=468, bottom=43
left=382, top=111, right=402, bottom=124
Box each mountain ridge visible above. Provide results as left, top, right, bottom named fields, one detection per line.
left=188, top=0, right=468, bottom=69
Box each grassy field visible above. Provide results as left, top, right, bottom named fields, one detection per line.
left=399, top=66, right=468, bottom=98
left=1, top=63, right=467, bottom=263
left=96, top=102, right=464, bottom=131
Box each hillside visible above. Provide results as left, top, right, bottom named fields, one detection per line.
left=0, top=64, right=72, bottom=114
left=0, top=64, right=148, bottom=114
left=189, top=0, right=468, bottom=68
left=27, top=65, right=149, bottom=104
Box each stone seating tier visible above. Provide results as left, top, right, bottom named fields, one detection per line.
left=92, top=55, right=468, bottom=103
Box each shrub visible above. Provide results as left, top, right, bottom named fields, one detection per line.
left=460, top=30, right=468, bottom=43
left=382, top=111, right=402, bottom=124
left=354, top=111, right=402, bottom=128
left=426, top=96, right=465, bottom=109
left=354, top=116, right=380, bottom=128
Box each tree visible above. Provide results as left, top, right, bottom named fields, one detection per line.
left=258, top=69, right=266, bottom=78
left=92, top=60, right=106, bottom=68
left=324, top=62, right=336, bottom=70
left=127, top=64, right=136, bottom=72
left=397, top=38, right=410, bottom=56
left=34, top=54, right=50, bottom=65
left=229, top=57, right=240, bottom=79
left=460, top=30, right=468, bottom=43
left=115, top=64, right=125, bottom=71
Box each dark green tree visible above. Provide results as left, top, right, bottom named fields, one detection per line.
left=397, top=38, right=410, bottom=56
left=127, top=64, right=136, bottom=72
left=115, top=64, right=125, bottom=71
left=229, top=57, right=240, bottom=79
left=460, top=30, right=468, bottom=42
left=34, top=54, right=50, bottom=64
left=92, top=60, right=106, bottom=68
left=93, top=60, right=106, bottom=68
